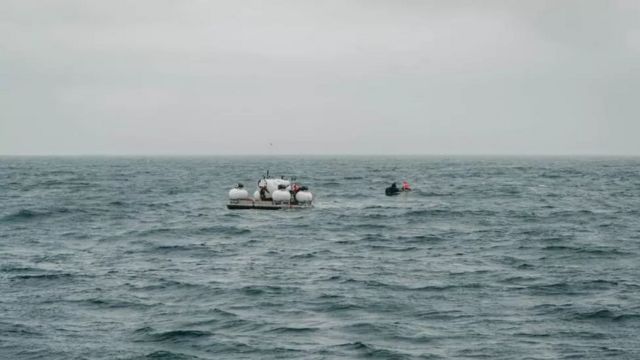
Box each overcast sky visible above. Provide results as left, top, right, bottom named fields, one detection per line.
left=1, top=0, right=639, bottom=155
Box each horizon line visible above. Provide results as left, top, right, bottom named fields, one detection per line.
left=1, top=153, right=639, bottom=158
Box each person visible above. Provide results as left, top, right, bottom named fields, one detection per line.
left=259, top=186, right=269, bottom=200
left=258, top=179, right=269, bottom=201
left=402, top=181, right=411, bottom=191
left=385, top=182, right=400, bottom=196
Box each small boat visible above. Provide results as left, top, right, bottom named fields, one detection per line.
left=385, top=181, right=412, bottom=196
left=227, top=175, right=314, bottom=210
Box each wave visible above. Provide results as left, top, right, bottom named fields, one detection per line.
left=531, top=303, right=640, bottom=323
left=185, top=309, right=238, bottom=325
left=329, top=341, right=415, bottom=359
left=351, top=223, right=390, bottom=230
left=290, top=252, right=316, bottom=259
left=515, top=330, right=606, bottom=339
left=193, top=225, right=251, bottom=235
left=133, top=327, right=212, bottom=343
left=239, top=285, right=299, bottom=296
left=500, top=275, right=540, bottom=284
left=320, top=181, right=341, bottom=186
left=334, top=192, right=367, bottom=199
left=404, top=209, right=449, bottom=217
left=397, top=234, right=445, bottom=243
left=572, top=309, right=617, bottom=321
left=132, top=225, right=250, bottom=238
left=134, top=279, right=206, bottom=292
left=2, top=209, right=40, bottom=221
left=131, top=350, right=203, bottom=360
left=544, top=209, right=598, bottom=218
left=542, top=245, right=630, bottom=256
left=0, top=207, right=87, bottom=223
left=359, top=233, right=387, bottom=241
left=268, top=326, right=318, bottom=334
left=523, top=282, right=578, bottom=295
left=340, top=322, right=388, bottom=334
left=322, top=302, right=363, bottom=311
left=409, top=283, right=483, bottom=292
left=366, top=244, right=418, bottom=252
left=210, top=318, right=257, bottom=332
left=577, top=279, right=620, bottom=289
left=57, top=297, right=158, bottom=309
left=338, top=278, right=483, bottom=292
left=1, top=209, right=51, bottom=222
left=403, top=208, right=498, bottom=217
left=517, top=263, right=535, bottom=269
left=363, top=213, right=394, bottom=220
left=152, top=244, right=209, bottom=253
left=10, top=273, right=75, bottom=281
left=134, top=227, right=175, bottom=237
left=416, top=310, right=471, bottom=321
left=571, top=309, right=640, bottom=322
left=0, top=265, right=43, bottom=273
left=0, top=322, right=41, bottom=336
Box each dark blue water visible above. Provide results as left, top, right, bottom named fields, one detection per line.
left=1, top=156, right=639, bottom=359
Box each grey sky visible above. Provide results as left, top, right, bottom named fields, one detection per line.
left=1, top=0, right=639, bottom=155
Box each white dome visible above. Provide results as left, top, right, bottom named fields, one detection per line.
left=229, top=188, right=250, bottom=200
left=295, top=191, right=313, bottom=203
left=272, top=189, right=291, bottom=202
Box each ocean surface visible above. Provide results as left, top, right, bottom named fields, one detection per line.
left=1, top=156, right=639, bottom=359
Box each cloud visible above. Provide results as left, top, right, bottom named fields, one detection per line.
left=1, top=0, right=639, bottom=155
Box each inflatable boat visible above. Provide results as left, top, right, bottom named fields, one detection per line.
left=385, top=181, right=412, bottom=196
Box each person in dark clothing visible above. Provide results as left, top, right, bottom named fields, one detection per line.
left=385, top=182, right=400, bottom=196
left=257, top=178, right=270, bottom=200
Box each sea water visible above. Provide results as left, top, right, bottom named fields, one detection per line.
left=1, top=156, right=639, bottom=359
